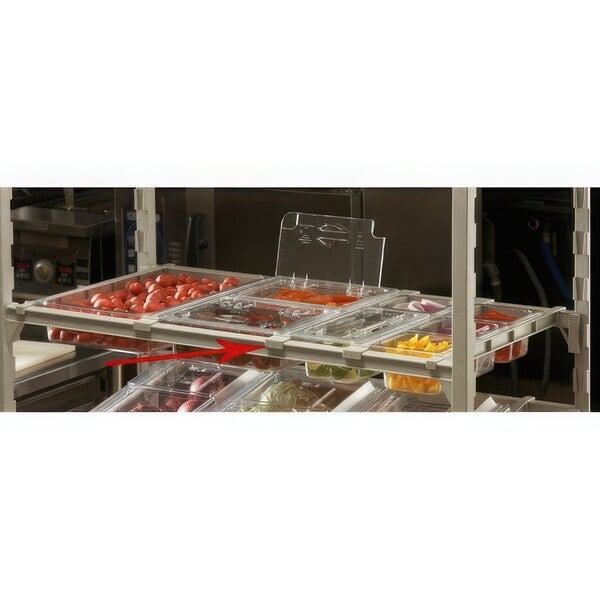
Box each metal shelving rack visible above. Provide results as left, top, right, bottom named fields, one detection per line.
left=0, top=188, right=590, bottom=412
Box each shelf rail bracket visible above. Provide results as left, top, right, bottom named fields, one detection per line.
left=134, top=188, right=157, bottom=271
left=264, top=335, right=290, bottom=351
left=556, top=310, right=581, bottom=354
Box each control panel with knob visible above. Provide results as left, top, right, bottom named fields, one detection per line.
left=33, top=259, right=55, bottom=284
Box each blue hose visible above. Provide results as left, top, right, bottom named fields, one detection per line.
left=541, top=241, right=572, bottom=306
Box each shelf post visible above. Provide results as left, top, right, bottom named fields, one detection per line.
left=572, top=188, right=590, bottom=411
left=0, top=187, right=16, bottom=412
left=134, top=187, right=157, bottom=270
left=451, top=188, right=477, bottom=411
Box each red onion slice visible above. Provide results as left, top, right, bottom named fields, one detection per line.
left=189, top=375, right=213, bottom=393
left=421, top=299, right=446, bottom=312
left=407, top=301, right=426, bottom=312
left=177, top=398, right=204, bottom=412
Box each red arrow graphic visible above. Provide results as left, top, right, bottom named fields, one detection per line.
left=105, top=339, right=264, bottom=368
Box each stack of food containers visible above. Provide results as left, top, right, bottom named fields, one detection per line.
left=370, top=312, right=501, bottom=395
left=93, top=361, right=269, bottom=412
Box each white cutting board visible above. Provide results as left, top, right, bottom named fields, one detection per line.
left=14, top=340, right=76, bottom=377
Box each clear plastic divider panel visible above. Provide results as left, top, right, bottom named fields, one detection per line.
left=276, top=212, right=386, bottom=286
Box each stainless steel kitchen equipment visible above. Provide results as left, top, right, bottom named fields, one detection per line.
left=11, top=205, right=115, bottom=300
left=14, top=347, right=125, bottom=412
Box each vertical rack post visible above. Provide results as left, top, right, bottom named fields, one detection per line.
left=572, top=188, right=590, bottom=411
left=134, top=187, right=157, bottom=270
left=0, top=187, right=16, bottom=412
left=451, top=188, right=477, bottom=411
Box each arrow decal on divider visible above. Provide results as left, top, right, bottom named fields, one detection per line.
left=105, top=339, right=264, bottom=368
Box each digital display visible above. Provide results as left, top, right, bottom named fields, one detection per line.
left=56, top=262, right=75, bottom=286
left=14, top=258, right=31, bottom=281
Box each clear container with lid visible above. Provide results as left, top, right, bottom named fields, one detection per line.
left=415, top=316, right=505, bottom=339
left=35, top=266, right=264, bottom=319
left=474, top=303, right=540, bottom=363
left=93, top=360, right=269, bottom=412
left=159, top=295, right=335, bottom=336
left=92, top=384, right=213, bottom=413
left=292, top=306, right=428, bottom=383
left=37, top=266, right=264, bottom=353
left=241, top=276, right=397, bottom=309
left=492, top=338, right=529, bottom=363
left=292, top=307, right=428, bottom=345
left=415, top=316, right=504, bottom=377
left=240, top=212, right=398, bottom=309
left=375, top=331, right=453, bottom=359
left=171, top=345, right=299, bottom=372
left=200, top=369, right=359, bottom=412
left=47, top=328, right=169, bottom=354
left=334, top=380, right=450, bottom=412
left=474, top=304, right=540, bottom=323
left=379, top=294, right=452, bottom=315
left=372, top=316, right=499, bottom=393
left=381, top=373, right=445, bottom=395
left=372, top=331, right=458, bottom=395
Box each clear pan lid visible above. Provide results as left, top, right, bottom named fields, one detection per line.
left=291, top=306, right=429, bottom=346
left=334, top=380, right=450, bottom=412
left=416, top=317, right=507, bottom=339
left=92, top=360, right=270, bottom=412
left=159, top=295, right=336, bottom=336
left=91, top=384, right=214, bottom=413
left=125, top=359, right=268, bottom=402
left=205, top=369, right=358, bottom=412
left=276, top=212, right=386, bottom=287
left=379, top=294, right=452, bottom=314
left=239, top=276, right=397, bottom=309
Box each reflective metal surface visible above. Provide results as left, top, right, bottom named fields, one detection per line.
left=14, top=347, right=122, bottom=402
